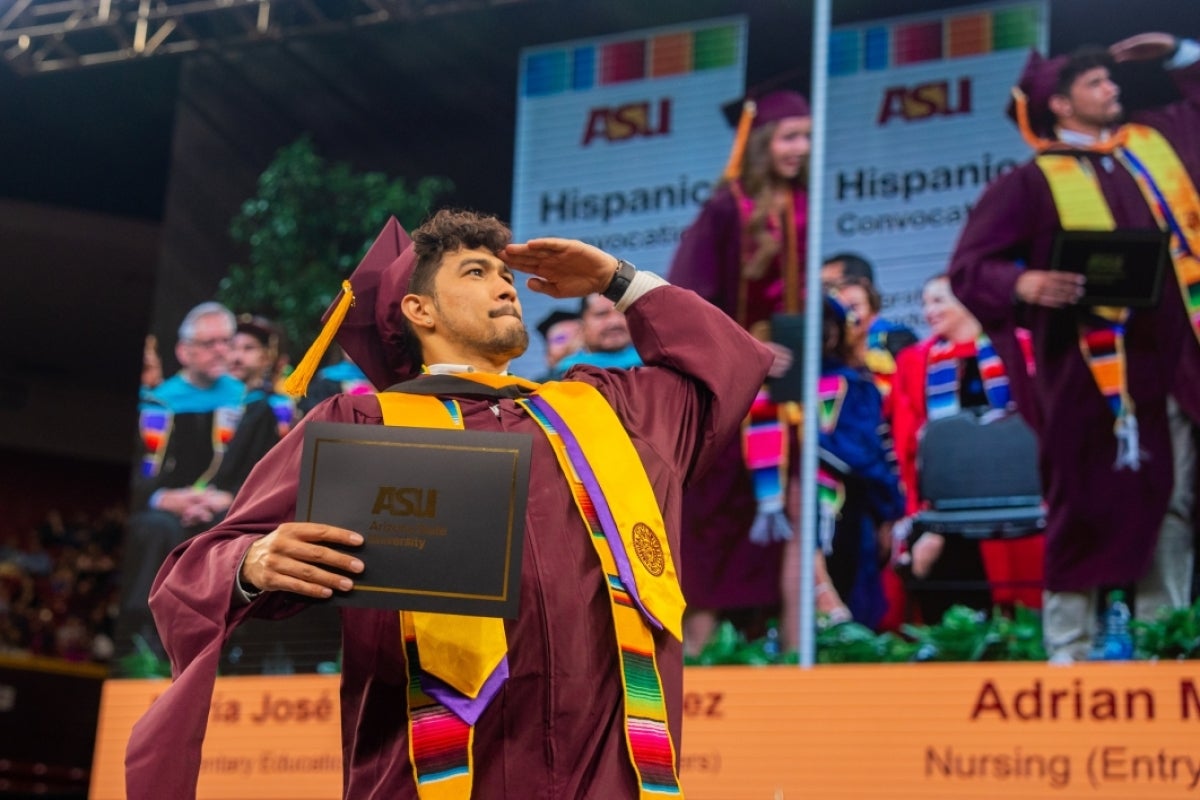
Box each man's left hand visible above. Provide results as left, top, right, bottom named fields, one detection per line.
left=1110, top=32, right=1178, bottom=63
left=502, top=238, right=618, bottom=299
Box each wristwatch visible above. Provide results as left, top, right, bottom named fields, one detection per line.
left=602, top=259, right=637, bottom=303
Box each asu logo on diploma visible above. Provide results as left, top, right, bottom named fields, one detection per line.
left=296, top=421, right=532, bottom=617
left=632, top=522, right=665, bottom=576
left=371, top=486, right=439, bottom=518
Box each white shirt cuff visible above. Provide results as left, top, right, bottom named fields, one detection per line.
left=233, top=550, right=263, bottom=605
left=614, top=270, right=668, bottom=312
left=1166, top=38, right=1200, bottom=69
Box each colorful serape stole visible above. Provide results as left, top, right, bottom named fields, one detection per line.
left=267, top=393, right=296, bottom=438
left=137, top=406, right=171, bottom=478
left=1116, top=125, right=1200, bottom=346
left=402, top=613, right=473, bottom=798
left=817, top=374, right=847, bottom=434
left=192, top=405, right=243, bottom=488
left=742, top=389, right=792, bottom=544
left=816, top=467, right=845, bottom=555
left=925, top=340, right=963, bottom=421
left=1078, top=309, right=1138, bottom=468
left=977, top=336, right=1010, bottom=410
left=816, top=375, right=849, bottom=554
left=519, top=391, right=683, bottom=799
left=924, top=336, right=1010, bottom=421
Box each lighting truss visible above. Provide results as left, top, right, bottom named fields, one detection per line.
left=0, top=0, right=530, bottom=74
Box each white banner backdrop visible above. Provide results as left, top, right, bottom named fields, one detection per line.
left=821, top=1, right=1047, bottom=335
left=509, top=16, right=748, bottom=376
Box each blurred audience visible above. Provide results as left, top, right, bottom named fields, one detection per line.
left=550, top=293, right=642, bottom=377
left=0, top=507, right=125, bottom=663
left=533, top=308, right=583, bottom=381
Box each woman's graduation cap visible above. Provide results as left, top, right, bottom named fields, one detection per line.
left=720, top=68, right=810, bottom=181
left=284, top=217, right=420, bottom=397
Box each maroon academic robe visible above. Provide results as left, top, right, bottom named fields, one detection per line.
left=124, top=285, right=773, bottom=799
left=949, top=58, right=1200, bottom=592
left=667, top=182, right=807, bottom=609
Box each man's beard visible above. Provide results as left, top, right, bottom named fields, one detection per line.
left=481, top=325, right=530, bottom=361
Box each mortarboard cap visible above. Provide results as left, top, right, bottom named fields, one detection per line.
left=236, top=314, right=282, bottom=351
left=1006, top=49, right=1068, bottom=140
left=721, top=90, right=811, bottom=130
left=284, top=217, right=417, bottom=397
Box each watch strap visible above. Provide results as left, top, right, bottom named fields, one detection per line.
left=601, top=259, right=637, bottom=303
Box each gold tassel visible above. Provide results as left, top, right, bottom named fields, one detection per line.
left=1011, top=87, right=1054, bottom=152
left=1012, top=87, right=1129, bottom=155
left=284, top=280, right=354, bottom=398
left=722, top=99, right=757, bottom=182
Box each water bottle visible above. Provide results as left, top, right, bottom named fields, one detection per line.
left=1100, top=590, right=1134, bottom=661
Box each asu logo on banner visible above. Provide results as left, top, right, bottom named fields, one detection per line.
left=878, top=77, right=973, bottom=124
left=581, top=99, right=672, bottom=145
left=509, top=15, right=746, bottom=376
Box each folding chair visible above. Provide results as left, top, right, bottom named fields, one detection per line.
left=912, top=408, right=1045, bottom=538
left=907, top=408, right=1046, bottom=616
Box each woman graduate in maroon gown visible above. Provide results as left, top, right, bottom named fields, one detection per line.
left=668, top=90, right=819, bottom=653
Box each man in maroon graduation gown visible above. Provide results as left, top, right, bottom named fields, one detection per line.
left=949, top=32, right=1200, bottom=662
left=124, top=209, right=772, bottom=798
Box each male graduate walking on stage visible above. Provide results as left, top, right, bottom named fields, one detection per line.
left=950, top=32, right=1200, bottom=662
left=125, top=208, right=773, bottom=799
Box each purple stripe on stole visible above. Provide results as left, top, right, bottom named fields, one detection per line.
left=529, top=395, right=663, bottom=632
left=422, top=657, right=509, bottom=726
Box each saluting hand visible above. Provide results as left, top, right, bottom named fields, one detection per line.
left=240, top=522, right=365, bottom=599
left=501, top=238, right=619, bottom=299
left=1110, top=32, right=1178, bottom=63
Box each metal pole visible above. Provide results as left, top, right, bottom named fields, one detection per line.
left=798, top=0, right=831, bottom=669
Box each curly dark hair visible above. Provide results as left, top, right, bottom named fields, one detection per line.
left=1055, top=46, right=1116, bottom=98
left=408, top=209, right=512, bottom=296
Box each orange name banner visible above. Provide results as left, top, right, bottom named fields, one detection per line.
left=90, top=675, right=342, bottom=800
left=681, top=661, right=1200, bottom=799
left=96, top=662, right=1200, bottom=799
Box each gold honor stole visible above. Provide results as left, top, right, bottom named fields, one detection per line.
left=1036, top=125, right=1200, bottom=469
left=376, top=373, right=685, bottom=799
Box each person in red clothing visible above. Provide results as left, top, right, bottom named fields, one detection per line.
left=892, top=275, right=1043, bottom=622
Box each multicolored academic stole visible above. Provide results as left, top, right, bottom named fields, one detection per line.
left=193, top=405, right=243, bottom=488
left=518, top=382, right=683, bottom=798
left=376, top=377, right=685, bottom=800
left=742, top=389, right=792, bottom=544
left=138, top=405, right=172, bottom=478
left=924, top=336, right=1010, bottom=421
left=1115, top=125, right=1200, bottom=342
left=377, top=391, right=502, bottom=800
left=816, top=375, right=848, bottom=554
left=1037, top=124, right=1200, bottom=468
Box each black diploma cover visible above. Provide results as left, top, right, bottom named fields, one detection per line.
left=767, top=312, right=805, bottom=404
left=1051, top=229, right=1170, bottom=308
left=296, top=421, right=531, bottom=617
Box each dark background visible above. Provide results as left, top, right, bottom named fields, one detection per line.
left=0, top=0, right=1195, bottom=792
left=0, top=0, right=1193, bottom=473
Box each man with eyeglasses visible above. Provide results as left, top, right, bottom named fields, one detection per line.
left=118, top=301, right=248, bottom=666
left=147, top=301, right=244, bottom=412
